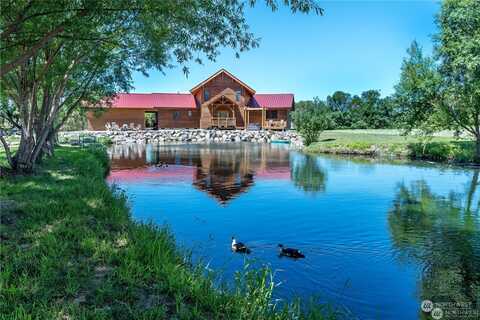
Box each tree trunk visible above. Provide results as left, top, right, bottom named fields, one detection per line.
left=476, top=136, right=480, bottom=164
left=12, top=134, right=36, bottom=173
left=38, top=130, right=56, bottom=161
left=466, top=170, right=479, bottom=213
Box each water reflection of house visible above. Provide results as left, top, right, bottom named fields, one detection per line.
left=108, top=144, right=291, bottom=204
left=192, top=147, right=256, bottom=204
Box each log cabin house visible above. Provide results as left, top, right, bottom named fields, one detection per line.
left=86, top=69, right=294, bottom=131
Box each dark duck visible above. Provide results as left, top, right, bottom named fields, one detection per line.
left=278, top=244, right=305, bottom=259
left=155, top=162, right=168, bottom=168
left=231, top=237, right=251, bottom=254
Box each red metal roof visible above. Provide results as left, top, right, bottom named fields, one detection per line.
left=102, top=92, right=293, bottom=109
left=108, top=93, right=196, bottom=109
left=250, top=94, right=294, bottom=109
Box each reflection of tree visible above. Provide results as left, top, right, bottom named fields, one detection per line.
left=291, top=155, right=326, bottom=193
left=388, top=173, right=480, bottom=318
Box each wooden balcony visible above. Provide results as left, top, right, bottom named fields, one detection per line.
left=263, top=119, right=287, bottom=130
left=210, top=117, right=236, bottom=129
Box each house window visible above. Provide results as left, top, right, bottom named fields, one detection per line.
left=173, top=111, right=180, bottom=120
left=217, top=110, right=230, bottom=118
left=204, top=89, right=209, bottom=101
left=188, top=110, right=192, bottom=117
left=144, top=112, right=158, bottom=129
left=235, top=90, right=241, bottom=101
left=266, top=110, right=278, bottom=119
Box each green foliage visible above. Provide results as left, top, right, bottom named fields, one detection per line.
left=61, top=108, right=88, bottom=131
left=0, top=146, right=335, bottom=319
left=393, top=0, right=480, bottom=160
left=293, top=99, right=333, bottom=146
left=291, top=154, right=327, bottom=193
left=394, top=41, right=445, bottom=135
left=407, top=141, right=475, bottom=163
left=97, top=136, right=113, bottom=147
left=436, top=0, right=480, bottom=135
left=298, top=89, right=398, bottom=131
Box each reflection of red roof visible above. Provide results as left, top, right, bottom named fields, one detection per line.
left=108, top=166, right=291, bottom=184
left=255, top=167, right=291, bottom=180
left=107, top=166, right=195, bottom=182
left=250, top=94, right=294, bottom=109
left=105, top=93, right=197, bottom=109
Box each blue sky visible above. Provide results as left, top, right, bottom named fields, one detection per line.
left=132, top=1, right=440, bottom=101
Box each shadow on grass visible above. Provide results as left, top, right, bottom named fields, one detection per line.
left=319, top=138, right=337, bottom=142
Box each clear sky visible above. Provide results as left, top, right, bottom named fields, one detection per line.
left=131, top=0, right=440, bottom=101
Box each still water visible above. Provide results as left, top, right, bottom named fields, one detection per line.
left=107, top=143, right=480, bottom=319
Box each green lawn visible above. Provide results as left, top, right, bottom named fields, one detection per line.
left=306, top=129, right=475, bottom=163
left=317, top=129, right=454, bottom=144
left=0, top=146, right=336, bottom=319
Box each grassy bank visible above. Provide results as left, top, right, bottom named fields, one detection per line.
left=0, top=146, right=335, bottom=319
left=305, top=130, right=475, bottom=163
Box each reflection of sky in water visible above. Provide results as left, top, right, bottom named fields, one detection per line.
left=107, top=143, right=480, bottom=320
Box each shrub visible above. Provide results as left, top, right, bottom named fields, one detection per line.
left=292, top=99, right=333, bottom=146
left=407, top=141, right=475, bottom=163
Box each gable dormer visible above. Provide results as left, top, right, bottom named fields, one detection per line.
left=190, top=69, right=256, bottom=105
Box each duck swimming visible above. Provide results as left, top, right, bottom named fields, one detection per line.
left=155, top=162, right=169, bottom=168
left=231, top=237, right=251, bottom=254
left=278, top=244, right=305, bottom=259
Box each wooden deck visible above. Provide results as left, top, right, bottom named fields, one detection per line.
left=263, top=119, right=287, bottom=130
left=207, top=116, right=286, bottom=130
left=209, top=117, right=236, bottom=129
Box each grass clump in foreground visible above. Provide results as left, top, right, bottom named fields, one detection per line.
left=305, top=129, right=475, bottom=163
left=0, top=146, right=336, bottom=319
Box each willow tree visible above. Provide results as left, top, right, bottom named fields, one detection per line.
left=436, top=0, right=480, bottom=159
left=395, top=0, right=480, bottom=161
left=0, top=0, right=323, bottom=173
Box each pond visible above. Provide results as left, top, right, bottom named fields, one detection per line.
left=107, top=143, right=480, bottom=320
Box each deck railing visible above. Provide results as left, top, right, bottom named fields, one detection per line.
left=210, top=117, right=236, bottom=128
left=263, top=119, right=287, bottom=130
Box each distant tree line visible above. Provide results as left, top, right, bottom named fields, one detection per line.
left=295, top=89, right=398, bottom=131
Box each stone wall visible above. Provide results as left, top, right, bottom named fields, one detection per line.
left=60, top=129, right=303, bottom=147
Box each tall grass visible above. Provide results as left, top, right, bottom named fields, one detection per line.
left=0, top=146, right=336, bottom=319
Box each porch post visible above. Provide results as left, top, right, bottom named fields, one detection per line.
left=243, top=108, right=247, bottom=130
left=262, top=108, right=266, bottom=130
